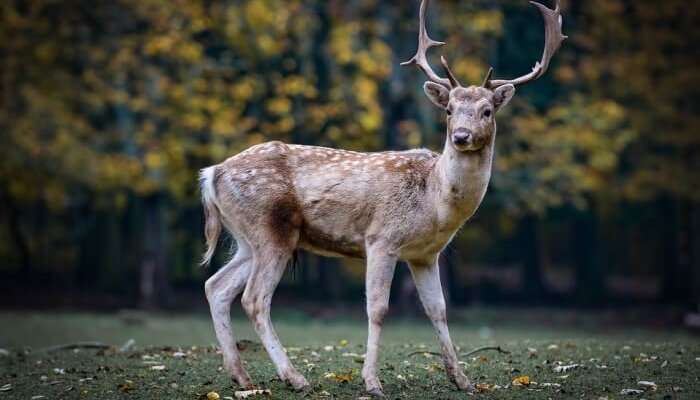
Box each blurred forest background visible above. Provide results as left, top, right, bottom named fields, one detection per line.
left=0, top=0, right=698, bottom=314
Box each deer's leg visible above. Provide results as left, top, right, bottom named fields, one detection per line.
left=362, top=249, right=397, bottom=397
left=205, top=241, right=254, bottom=388
left=241, top=247, right=309, bottom=390
left=408, top=260, right=473, bottom=392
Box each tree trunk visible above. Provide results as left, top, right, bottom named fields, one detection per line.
left=573, top=209, right=604, bottom=306
left=140, top=195, right=171, bottom=309
left=519, top=214, right=546, bottom=302
left=662, top=198, right=693, bottom=305
left=1, top=189, right=32, bottom=277
left=691, top=203, right=700, bottom=310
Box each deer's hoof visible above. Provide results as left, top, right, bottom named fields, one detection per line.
left=363, top=374, right=384, bottom=397
left=366, top=387, right=386, bottom=398
left=451, top=372, right=474, bottom=393
left=233, top=376, right=254, bottom=390
left=455, top=379, right=475, bottom=393
left=287, top=374, right=310, bottom=391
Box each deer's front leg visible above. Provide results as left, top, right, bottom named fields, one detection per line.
left=362, top=248, right=397, bottom=397
left=409, top=259, right=474, bottom=392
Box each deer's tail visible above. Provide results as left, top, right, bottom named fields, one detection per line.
left=199, top=166, right=221, bottom=267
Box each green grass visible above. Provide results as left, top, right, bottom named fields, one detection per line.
left=0, top=310, right=699, bottom=399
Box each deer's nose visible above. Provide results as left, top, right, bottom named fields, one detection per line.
left=453, top=129, right=472, bottom=146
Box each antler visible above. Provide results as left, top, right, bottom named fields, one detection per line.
left=485, top=0, right=567, bottom=89
left=401, top=0, right=460, bottom=89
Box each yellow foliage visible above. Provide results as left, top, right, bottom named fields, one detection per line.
left=471, top=10, right=503, bottom=34
left=231, top=81, right=256, bottom=102
left=266, top=97, right=292, bottom=115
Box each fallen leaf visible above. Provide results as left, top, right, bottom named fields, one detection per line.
left=0, top=384, right=12, bottom=392
left=527, top=348, right=538, bottom=358
left=541, top=382, right=561, bottom=388
left=334, top=373, right=353, bottom=383
left=323, top=345, right=334, bottom=352
left=637, top=381, right=657, bottom=391
left=173, top=352, right=187, bottom=358
left=475, top=383, right=496, bottom=393
left=207, top=391, right=221, bottom=400
left=547, top=344, right=559, bottom=350
left=0, top=349, right=9, bottom=357
left=553, top=364, right=580, bottom=373
left=620, top=388, right=643, bottom=395
left=339, top=339, right=349, bottom=347
left=30, top=396, right=46, bottom=399
left=118, top=380, right=135, bottom=393
left=150, top=365, right=166, bottom=371
left=512, top=376, right=531, bottom=386
left=234, top=389, right=271, bottom=399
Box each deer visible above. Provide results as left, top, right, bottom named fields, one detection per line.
left=200, top=0, right=565, bottom=396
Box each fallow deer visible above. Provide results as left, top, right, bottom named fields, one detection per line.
left=201, top=0, right=565, bottom=396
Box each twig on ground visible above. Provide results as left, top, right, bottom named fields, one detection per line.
left=119, top=339, right=136, bottom=352
left=38, top=338, right=137, bottom=354
left=461, top=345, right=510, bottom=357
left=408, top=345, right=510, bottom=358
left=407, top=350, right=443, bottom=357
left=40, top=342, right=112, bottom=353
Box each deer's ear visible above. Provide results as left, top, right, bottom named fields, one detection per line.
left=493, top=84, right=516, bottom=111
left=423, top=82, right=450, bottom=109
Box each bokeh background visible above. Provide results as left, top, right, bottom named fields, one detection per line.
left=0, top=0, right=699, bottom=320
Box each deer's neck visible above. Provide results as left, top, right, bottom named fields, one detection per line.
left=431, top=135, right=495, bottom=225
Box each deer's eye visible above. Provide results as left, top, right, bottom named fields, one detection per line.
left=446, top=108, right=452, bottom=116
left=483, top=109, right=492, bottom=118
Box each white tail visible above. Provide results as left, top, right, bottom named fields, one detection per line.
left=199, top=166, right=221, bottom=267
left=201, top=0, right=565, bottom=395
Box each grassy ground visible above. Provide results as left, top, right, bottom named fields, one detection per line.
left=0, top=310, right=698, bottom=399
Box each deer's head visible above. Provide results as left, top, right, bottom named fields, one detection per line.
left=402, top=0, right=566, bottom=153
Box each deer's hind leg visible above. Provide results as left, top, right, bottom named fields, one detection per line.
left=205, top=239, right=254, bottom=388
left=240, top=198, right=309, bottom=390
left=241, top=244, right=309, bottom=390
